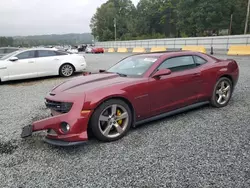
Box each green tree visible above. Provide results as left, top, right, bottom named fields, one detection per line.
left=90, top=0, right=249, bottom=40
left=90, top=0, right=179, bottom=41
left=125, top=0, right=179, bottom=39
left=0, top=37, right=14, bottom=47
left=176, top=0, right=248, bottom=36
left=90, top=0, right=136, bottom=41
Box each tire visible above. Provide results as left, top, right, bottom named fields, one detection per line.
left=90, top=99, right=132, bottom=142
left=59, top=63, right=74, bottom=77
left=210, top=77, right=233, bottom=108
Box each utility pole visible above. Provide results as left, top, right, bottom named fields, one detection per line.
left=229, top=14, right=233, bottom=35
left=244, top=0, right=250, bottom=34
left=114, top=18, right=117, bottom=41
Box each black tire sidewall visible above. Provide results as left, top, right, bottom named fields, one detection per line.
left=211, top=77, right=233, bottom=108
left=59, top=64, right=74, bottom=77
left=90, top=99, right=132, bottom=142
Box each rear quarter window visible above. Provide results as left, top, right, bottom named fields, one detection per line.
left=194, top=55, right=207, bottom=65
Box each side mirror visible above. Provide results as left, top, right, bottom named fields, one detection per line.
left=9, top=57, right=18, bottom=61
left=152, top=69, right=171, bottom=78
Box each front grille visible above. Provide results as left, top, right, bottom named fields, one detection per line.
left=45, top=99, right=73, bottom=113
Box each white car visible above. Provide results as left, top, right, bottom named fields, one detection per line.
left=0, top=48, right=87, bottom=82
left=85, top=47, right=93, bottom=53
left=67, top=48, right=79, bottom=54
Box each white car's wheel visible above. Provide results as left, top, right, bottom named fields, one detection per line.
left=59, top=64, right=75, bottom=77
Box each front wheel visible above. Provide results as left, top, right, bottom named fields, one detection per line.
left=210, top=77, right=233, bottom=108
left=90, top=99, right=132, bottom=142
left=59, top=64, right=74, bottom=77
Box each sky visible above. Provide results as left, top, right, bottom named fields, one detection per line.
left=0, top=0, right=140, bottom=36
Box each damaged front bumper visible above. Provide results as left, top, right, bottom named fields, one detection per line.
left=21, top=124, right=86, bottom=146
left=21, top=95, right=93, bottom=146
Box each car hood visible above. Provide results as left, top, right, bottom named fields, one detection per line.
left=51, top=73, right=139, bottom=94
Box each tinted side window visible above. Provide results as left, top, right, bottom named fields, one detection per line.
left=55, top=51, right=68, bottom=56
left=16, top=51, right=36, bottom=60
left=194, top=56, right=207, bottom=65
left=158, top=56, right=196, bottom=72
left=38, top=50, right=57, bottom=57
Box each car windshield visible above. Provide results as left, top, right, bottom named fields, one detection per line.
left=107, top=55, right=159, bottom=76
left=0, top=51, right=19, bottom=60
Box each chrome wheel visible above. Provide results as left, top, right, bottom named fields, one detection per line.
left=61, top=64, right=74, bottom=77
left=98, top=104, right=129, bottom=138
left=215, top=80, right=231, bottom=105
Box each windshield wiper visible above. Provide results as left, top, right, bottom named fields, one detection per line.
left=116, top=72, right=127, bottom=77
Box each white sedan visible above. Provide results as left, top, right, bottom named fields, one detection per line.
left=0, top=48, right=87, bottom=82
left=67, top=47, right=79, bottom=54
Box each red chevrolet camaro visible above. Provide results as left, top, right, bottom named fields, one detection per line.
left=21, top=51, right=239, bottom=146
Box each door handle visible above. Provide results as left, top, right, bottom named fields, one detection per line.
left=54, top=58, right=60, bottom=60
left=28, top=61, right=34, bottom=63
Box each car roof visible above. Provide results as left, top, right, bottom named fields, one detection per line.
left=131, top=50, right=204, bottom=58
left=130, top=52, right=168, bottom=58
left=15, top=47, right=59, bottom=53
left=31, top=47, right=58, bottom=51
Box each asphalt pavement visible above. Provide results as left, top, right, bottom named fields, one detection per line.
left=0, top=53, right=250, bottom=188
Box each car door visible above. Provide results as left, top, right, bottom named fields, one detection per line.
left=148, top=55, right=203, bottom=116
left=7, top=50, right=37, bottom=80
left=36, top=50, right=61, bottom=76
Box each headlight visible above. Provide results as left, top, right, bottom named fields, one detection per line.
left=60, top=102, right=73, bottom=113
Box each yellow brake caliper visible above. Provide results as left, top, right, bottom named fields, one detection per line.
left=116, top=109, right=123, bottom=125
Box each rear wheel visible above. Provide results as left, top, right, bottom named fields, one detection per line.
left=90, top=99, right=132, bottom=142
left=210, top=77, right=233, bottom=108
left=59, top=64, right=74, bottom=77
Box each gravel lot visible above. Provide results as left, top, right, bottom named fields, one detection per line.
left=0, top=53, right=250, bottom=188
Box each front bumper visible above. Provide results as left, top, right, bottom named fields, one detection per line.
left=21, top=94, right=93, bottom=146
left=43, top=137, right=86, bottom=147
left=21, top=125, right=86, bottom=146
